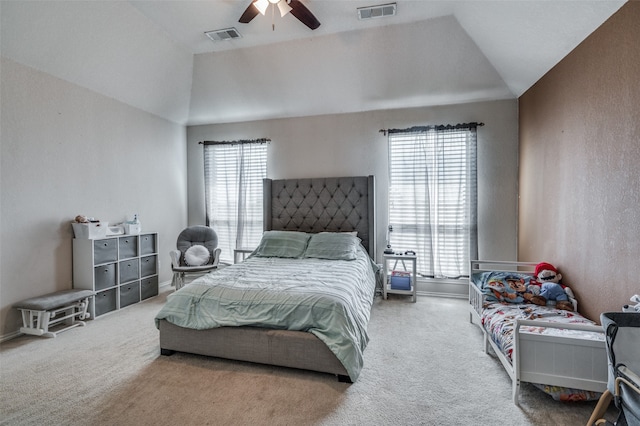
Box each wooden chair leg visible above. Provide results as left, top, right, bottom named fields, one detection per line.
left=586, top=389, right=613, bottom=426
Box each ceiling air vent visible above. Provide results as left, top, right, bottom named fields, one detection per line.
left=205, top=28, right=242, bottom=42
left=357, top=3, right=396, bottom=20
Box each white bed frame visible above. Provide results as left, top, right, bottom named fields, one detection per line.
left=468, top=260, right=608, bottom=404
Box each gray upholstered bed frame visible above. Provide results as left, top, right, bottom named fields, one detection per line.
left=263, top=175, right=375, bottom=257
left=159, top=175, right=376, bottom=382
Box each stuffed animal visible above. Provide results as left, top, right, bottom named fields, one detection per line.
left=74, top=215, right=89, bottom=223
left=529, top=262, right=574, bottom=311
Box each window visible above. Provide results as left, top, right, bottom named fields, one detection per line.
left=203, top=140, right=267, bottom=264
left=387, top=124, right=478, bottom=279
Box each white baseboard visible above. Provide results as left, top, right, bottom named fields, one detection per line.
left=416, top=278, right=469, bottom=298
left=0, top=330, right=23, bottom=343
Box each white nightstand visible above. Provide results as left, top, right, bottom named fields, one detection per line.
left=233, top=248, right=254, bottom=264
left=382, top=253, right=417, bottom=303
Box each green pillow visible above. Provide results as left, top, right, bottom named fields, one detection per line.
left=253, top=231, right=311, bottom=258
left=304, top=232, right=360, bottom=260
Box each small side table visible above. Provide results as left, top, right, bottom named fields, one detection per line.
left=382, top=253, right=417, bottom=302
left=233, top=248, right=254, bottom=264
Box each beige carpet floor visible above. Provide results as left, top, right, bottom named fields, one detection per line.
left=0, top=287, right=613, bottom=425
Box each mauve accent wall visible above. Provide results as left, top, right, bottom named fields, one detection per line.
left=518, top=1, right=640, bottom=322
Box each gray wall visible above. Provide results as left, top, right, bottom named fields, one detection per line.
left=187, top=99, right=519, bottom=264
left=0, top=59, right=520, bottom=338
left=0, top=58, right=187, bottom=338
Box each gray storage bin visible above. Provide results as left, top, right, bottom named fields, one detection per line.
left=140, top=255, right=157, bottom=278
left=95, top=288, right=117, bottom=317
left=94, top=263, right=116, bottom=291
left=141, top=276, right=158, bottom=300
left=119, top=258, right=139, bottom=283
left=119, top=281, right=140, bottom=308
left=93, top=239, right=117, bottom=265
left=140, top=234, right=156, bottom=255
left=118, top=236, right=138, bottom=259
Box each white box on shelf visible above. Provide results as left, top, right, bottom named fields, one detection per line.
left=72, top=222, right=108, bottom=239
left=124, top=223, right=141, bottom=235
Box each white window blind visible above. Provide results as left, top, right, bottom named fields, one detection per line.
left=204, top=141, right=267, bottom=264
left=387, top=125, right=478, bottom=279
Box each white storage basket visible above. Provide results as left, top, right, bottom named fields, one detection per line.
left=72, top=222, right=108, bottom=239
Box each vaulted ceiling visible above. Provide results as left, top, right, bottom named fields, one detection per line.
left=0, top=1, right=626, bottom=125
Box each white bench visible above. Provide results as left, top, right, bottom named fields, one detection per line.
left=14, top=289, right=94, bottom=338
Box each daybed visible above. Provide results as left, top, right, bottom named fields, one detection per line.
left=468, top=260, right=608, bottom=404
left=156, top=175, right=377, bottom=383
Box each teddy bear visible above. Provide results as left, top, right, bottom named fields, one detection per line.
left=528, top=262, right=574, bottom=311
left=74, top=215, right=89, bottom=223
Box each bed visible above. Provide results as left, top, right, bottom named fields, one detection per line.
left=468, top=260, right=608, bottom=404
left=156, top=175, right=377, bottom=383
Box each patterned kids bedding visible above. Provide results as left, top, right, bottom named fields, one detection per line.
left=472, top=271, right=604, bottom=401
left=155, top=237, right=377, bottom=382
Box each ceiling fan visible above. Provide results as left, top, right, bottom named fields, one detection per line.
left=239, top=0, right=321, bottom=30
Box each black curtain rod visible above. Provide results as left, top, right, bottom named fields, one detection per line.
left=379, top=122, right=484, bottom=136
left=199, top=138, right=271, bottom=146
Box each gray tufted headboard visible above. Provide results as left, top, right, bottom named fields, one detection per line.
left=263, top=176, right=376, bottom=258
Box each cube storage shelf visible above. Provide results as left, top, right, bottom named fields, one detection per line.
left=73, top=233, right=159, bottom=318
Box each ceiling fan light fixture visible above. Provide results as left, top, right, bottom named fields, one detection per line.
left=277, top=0, right=292, bottom=17
left=239, top=0, right=320, bottom=30
left=253, top=0, right=270, bottom=16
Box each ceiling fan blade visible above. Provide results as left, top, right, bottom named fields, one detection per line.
left=289, top=0, right=321, bottom=30
left=239, top=2, right=260, bottom=24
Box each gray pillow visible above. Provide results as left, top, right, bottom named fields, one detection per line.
left=303, top=232, right=360, bottom=260
left=253, top=231, right=311, bottom=258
